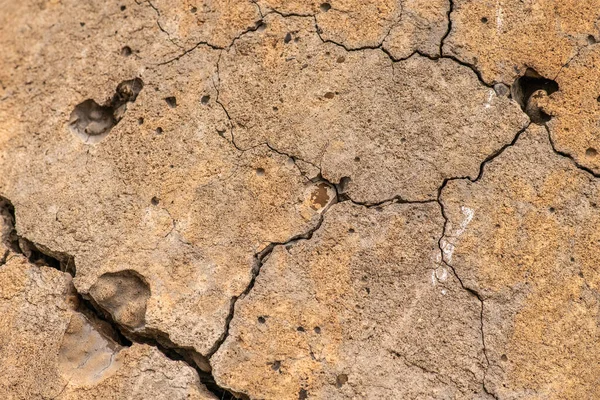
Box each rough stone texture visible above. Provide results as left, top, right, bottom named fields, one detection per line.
left=541, top=45, right=600, bottom=174
left=0, top=255, right=213, bottom=399
left=442, top=125, right=600, bottom=399
left=444, top=0, right=600, bottom=84
left=212, top=202, right=485, bottom=399
left=3, top=0, right=600, bottom=399
left=219, top=13, right=528, bottom=203
left=258, top=0, right=450, bottom=59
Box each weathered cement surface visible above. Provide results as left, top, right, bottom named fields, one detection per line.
left=2, top=0, right=600, bottom=399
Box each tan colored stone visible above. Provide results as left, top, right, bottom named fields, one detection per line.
left=539, top=45, right=600, bottom=174
left=212, top=202, right=485, bottom=399
left=444, top=0, right=600, bottom=84
left=219, top=13, right=528, bottom=203
left=258, top=0, right=449, bottom=59
left=0, top=256, right=213, bottom=399
left=441, top=125, right=600, bottom=399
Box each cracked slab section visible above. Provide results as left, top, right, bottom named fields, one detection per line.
left=444, top=0, right=600, bottom=84
left=0, top=34, right=333, bottom=360
left=441, top=125, right=600, bottom=398
left=145, top=0, right=262, bottom=49
left=259, top=0, right=449, bottom=58
left=539, top=45, right=600, bottom=174
left=219, top=14, right=528, bottom=202
left=212, top=202, right=485, bottom=399
left=0, top=256, right=213, bottom=399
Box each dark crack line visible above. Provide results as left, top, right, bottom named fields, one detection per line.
left=204, top=211, right=331, bottom=398
left=545, top=124, right=600, bottom=179
left=432, top=121, right=532, bottom=398
left=439, top=0, right=454, bottom=56
left=436, top=187, right=495, bottom=398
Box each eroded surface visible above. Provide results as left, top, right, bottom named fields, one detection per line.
left=2, top=0, right=600, bottom=399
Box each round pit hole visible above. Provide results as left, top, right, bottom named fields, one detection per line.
left=586, top=147, right=598, bottom=157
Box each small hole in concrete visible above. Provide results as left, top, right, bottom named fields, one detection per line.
left=501, top=354, right=508, bottom=362
left=336, top=374, right=348, bottom=388
left=120, top=5, right=126, bottom=11
left=273, top=106, right=279, bottom=111
left=80, top=22, right=85, bottom=27
left=297, top=326, right=305, bottom=332
left=549, top=207, right=555, bottom=213
left=258, top=316, right=266, bottom=324
left=320, top=3, right=331, bottom=12
left=138, top=117, right=144, bottom=125
left=284, top=32, right=292, bottom=43
left=69, top=78, right=144, bottom=143
left=271, top=361, right=281, bottom=371
left=511, top=68, right=558, bottom=123
left=348, top=228, right=355, bottom=234
left=324, top=92, right=335, bottom=99
left=201, top=95, right=210, bottom=105
left=481, top=17, right=488, bottom=23
left=314, top=326, right=321, bottom=334
left=190, top=6, right=197, bottom=13
left=588, top=35, right=597, bottom=44
left=586, top=147, right=598, bottom=157
left=298, top=389, right=308, bottom=400
left=121, top=46, right=132, bottom=56
left=354, top=156, right=360, bottom=162
left=257, top=22, right=267, bottom=31
left=165, top=96, right=177, bottom=108
left=155, top=127, right=164, bottom=135
left=151, top=197, right=160, bottom=206
left=337, top=56, right=345, bottom=63
left=256, top=168, right=265, bottom=176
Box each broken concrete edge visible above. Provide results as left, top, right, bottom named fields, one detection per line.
left=435, top=120, right=600, bottom=398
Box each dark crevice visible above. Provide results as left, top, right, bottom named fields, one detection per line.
left=204, top=213, right=330, bottom=399
left=206, top=216, right=329, bottom=354
left=436, top=185, right=495, bottom=398
left=511, top=69, right=558, bottom=123
left=439, top=0, right=454, bottom=56
left=433, top=120, right=532, bottom=398
left=69, top=78, right=144, bottom=143
left=0, top=196, right=240, bottom=400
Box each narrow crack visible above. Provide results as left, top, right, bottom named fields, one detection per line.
left=439, top=0, right=454, bottom=56
left=432, top=120, right=532, bottom=398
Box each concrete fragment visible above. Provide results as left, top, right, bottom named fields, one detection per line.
left=0, top=256, right=213, bottom=399
left=212, top=202, right=485, bottom=399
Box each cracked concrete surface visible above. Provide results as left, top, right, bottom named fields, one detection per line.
left=2, top=0, right=600, bottom=399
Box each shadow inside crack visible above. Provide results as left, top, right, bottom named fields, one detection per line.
left=511, top=68, right=558, bottom=124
